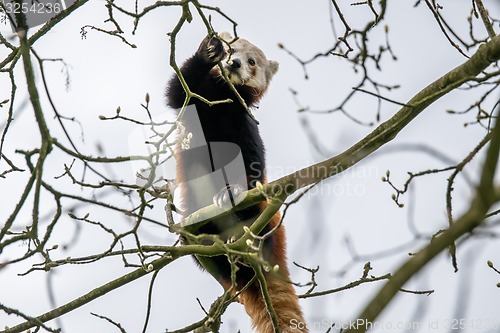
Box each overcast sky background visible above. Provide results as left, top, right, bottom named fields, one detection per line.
left=1, top=0, right=500, bottom=332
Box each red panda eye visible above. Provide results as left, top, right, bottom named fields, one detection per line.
left=248, top=59, right=256, bottom=66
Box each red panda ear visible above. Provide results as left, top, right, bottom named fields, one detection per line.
left=219, top=31, right=234, bottom=43
left=269, top=60, right=279, bottom=76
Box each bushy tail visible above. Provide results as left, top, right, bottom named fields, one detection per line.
left=239, top=273, right=308, bottom=333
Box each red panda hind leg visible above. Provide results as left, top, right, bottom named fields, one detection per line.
left=239, top=209, right=308, bottom=333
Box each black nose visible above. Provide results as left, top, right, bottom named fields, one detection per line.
left=230, top=58, right=241, bottom=69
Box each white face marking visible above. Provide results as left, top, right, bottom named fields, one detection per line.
left=214, top=33, right=279, bottom=93
left=225, top=46, right=265, bottom=89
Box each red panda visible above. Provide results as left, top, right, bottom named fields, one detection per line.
left=167, top=32, right=307, bottom=333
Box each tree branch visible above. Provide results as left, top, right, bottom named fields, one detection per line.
left=344, top=92, right=500, bottom=333
left=474, top=0, right=497, bottom=39
left=179, top=34, right=500, bottom=230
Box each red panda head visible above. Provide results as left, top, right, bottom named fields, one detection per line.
left=214, top=32, right=279, bottom=95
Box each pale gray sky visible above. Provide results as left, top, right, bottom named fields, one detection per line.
left=1, top=0, right=499, bottom=332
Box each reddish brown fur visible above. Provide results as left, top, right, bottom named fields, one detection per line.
left=239, top=207, right=308, bottom=333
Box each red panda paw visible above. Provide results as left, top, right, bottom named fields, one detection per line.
left=213, top=184, right=246, bottom=208
left=197, top=35, right=227, bottom=65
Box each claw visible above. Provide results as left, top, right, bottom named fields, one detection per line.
left=197, top=35, right=227, bottom=64
left=213, top=184, right=246, bottom=208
